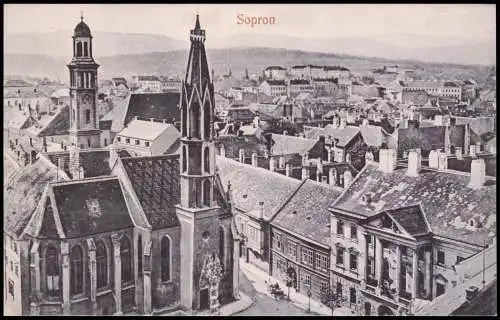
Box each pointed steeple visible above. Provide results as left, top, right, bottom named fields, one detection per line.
left=185, top=14, right=210, bottom=86
left=195, top=14, right=201, bottom=30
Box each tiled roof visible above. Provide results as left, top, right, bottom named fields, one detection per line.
left=45, top=150, right=112, bottom=179
left=108, top=93, right=181, bottom=133
left=270, top=134, right=319, bottom=156
left=51, top=178, right=134, bottom=238
left=4, top=158, right=59, bottom=237
left=216, top=156, right=301, bottom=220
left=120, top=155, right=181, bottom=229
left=215, top=135, right=268, bottom=159
left=321, top=125, right=361, bottom=147
left=118, top=119, right=180, bottom=141
left=272, top=179, right=344, bottom=246
left=27, top=105, right=70, bottom=137
left=330, top=163, right=496, bottom=246
left=358, top=125, right=392, bottom=147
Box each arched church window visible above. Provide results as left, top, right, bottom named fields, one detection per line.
left=161, top=236, right=171, bottom=282
left=204, top=102, right=211, bottom=139
left=72, top=109, right=76, bottom=122
left=219, top=226, right=225, bottom=267
left=76, top=42, right=83, bottom=57
left=182, top=146, right=187, bottom=173
left=120, top=237, right=132, bottom=283
left=203, top=179, right=211, bottom=206
left=83, top=42, right=89, bottom=57
left=96, top=241, right=108, bottom=289
left=46, top=246, right=60, bottom=297
left=204, top=146, right=210, bottom=173
left=137, top=235, right=143, bottom=276
left=70, top=245, right=84, bottom=295
left=86, top=109, right=91, bottom=124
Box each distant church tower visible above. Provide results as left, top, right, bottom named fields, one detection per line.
left=176, top=15, right=221, bottom=310
left=67, top=14, right=101, bottom=149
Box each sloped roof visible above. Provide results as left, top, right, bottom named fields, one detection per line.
left=216, top=156, right=301, bottom=220
left=272, top=179, right=344, bottom=247
left=45, top=150, right=111, bottom=179
left=322, top=125, right=361, bottom=147
left=452, top=116, right=495, bottom=137
left=51, top=177, right=134, bottom=238
left=358, top=125, right=390, bottom=147
left=270, top=134, right=319, bottom=156
left=27, top=105, right=70, bottom=137
left=118, top=119, right=179, bottom=141
left=120, top=155, right=181, bottom=229
left=383, top=205, right=430, bottom=236
left=4, top=158, right=59, bottom=237
left=330, top=163, right=497, bottom=246
left=107, top=93, right=181, bottom=133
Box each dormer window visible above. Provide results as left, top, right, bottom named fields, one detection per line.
left=469, top=219, right=474, bottom=227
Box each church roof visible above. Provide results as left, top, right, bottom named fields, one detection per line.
left=74, top=19, right=92, bottom=37
left=45, top=149, right=112, bottom=179
left=120, top=155, right=181, bottom=229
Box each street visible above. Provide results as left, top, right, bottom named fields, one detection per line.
left=235, top=269, right=318, bottom=316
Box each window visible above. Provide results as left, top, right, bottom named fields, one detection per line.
left=135, top=139, right=140, bottom=145
left=70, top=245, right=83, bottom=295
left=137, top=235, right=143, bottom=277
left=456, top=256, right=465, bottom=264
left=304, top=273, right=311, bottom=287
left=88, top=139, right=91, bottom=148
left=337, top=220, right=344, bottom=237
left=275, top=235, right=283, bottom=252
left=161, top=236, right=171, bottom=282
left=104, top=138, right=108, bottom=147
left=116, top=137, right=121, bottom=142
left=302, top=248, right=314, bottom=266
left=125, top=138, right=130, bottom=144
left=350, top=253, right=358, bottom=272
left=336, top=246, right=345, bottom=266
left=367, top=257, right=375, bottom=276
left=436, top=283, right=445, bottom=297
left=121, top=237, right=132, bottom=283
left=15, top=266, right=18, bottom=277
left=316, top=254, right=328, bottom=270
left=96, top=241, right=108, bottom=289
left=350, top=287, right=356, bottom=304
left=437, top=250, right=445, bottom=266
left=288, top=242, right=297, bottom=260
left=203, top=180, right=211, bottom=206
left=10, top=261, right=13, bottom=272
left=76, top=42, right=82, bottom=57
left=46, top=246, right=60, bottom=297
left=182, top=146, right=187, bottom=172
left=8, top=280, right=14, bottom=298
left=367, top=235, right=373, bottom=246
left=145, top=141, right=150, bottom=147
left=320, top=280, right=329, bottom=295
left=336, top=282, right=342, bottom=297
left=83, top=42, right=88, bottom=57
left=85, top=109, right=91, bottom=124
left=13, top=243, right=17, bottom=254
left=350, top=225, right=357, bottom=241
left=204, top=146, right=210, bottom=173
left=219, top=227, right=225, bottom=267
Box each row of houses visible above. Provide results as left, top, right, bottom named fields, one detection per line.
left=264, top=65, right=351, bottom=81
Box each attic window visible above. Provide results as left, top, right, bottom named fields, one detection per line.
left=242, top=194, right=248, bottom=199
left=469, top=219, right=474, bottom=227
left=292, top=210, right=297, bottom=215
left=306, top=216, right=311, bottom=220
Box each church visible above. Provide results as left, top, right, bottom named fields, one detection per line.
left=4, top=15, right=241, bottom=316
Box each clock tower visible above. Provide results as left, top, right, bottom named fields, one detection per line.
left=67, top=14, right=101, bottom=149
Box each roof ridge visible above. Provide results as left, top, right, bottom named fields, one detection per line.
left=51, top=175, right=117, bottom=186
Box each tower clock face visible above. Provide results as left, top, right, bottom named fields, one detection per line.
left=82, top=94, right=93, bottom=104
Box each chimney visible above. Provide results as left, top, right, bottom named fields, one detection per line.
left=466, top=286, right=480, bottom=302
left=283, top=130, right=288, bottom=136
left=327, top=147, right=333, bottom=162
left=469, top=159, right=486, bottom=189
left=269, top=157, right=277, bottom=171
left=150, top=118, right=154, bottom=122
left=317, top=158, right=324, bottom=175
left=428, top=150, right=439, bottom=169
left=285, top=163, right=291, bottom=177
left=343, top=170, right=353, bottom=188
left=365, top=151, right=374, bottom=163
left=259, top=201, right=265, bottom=220
left=407, top=149, right=422, bottom=176
left=455, top=146, right=463, bottom=160
left=279, top=156, right=285, bottom=169
left=220, top=145, right=226, bottom=157
left=15, top=138, right=18, bottom=145
left=362, top=119, right=369, bottom=126
left=321, top=175, right=328, bottom=184
left=329, top=168, right=337, bottom=186
left=332, top=117, right=339, bottom=129
left=444, top=125, right=451, bottom=155
left=378, top=149, right=397, bottom=173
left=251, top=152, right=258, bottom=166
left=301, top=166, right=310, bottom=180
left=69, top=145, right=80, bottom=179
left=238, top=149, right=245, bottom=163
left=475, top=141, right=481, bottom=154
left=438, top=151, right=448, bottom=171
left=339, top=118, right=347, bottom=129
left=470, top=144, right=477, bottom=158
left=316, top=170, right=322, bottom=182
left=264, top=149, right=269, bottom=159
left=346, top=153, right=351, bottom=164
left=79, top=166, right=85, bottom=179
left=302, top=152, right=309, bottom=166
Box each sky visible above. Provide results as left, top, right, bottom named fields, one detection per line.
left=4, top=3, right=496, bottom=41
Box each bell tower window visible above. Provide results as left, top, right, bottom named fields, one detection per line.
left=86, top=109, right=91, bottom=124
left=83, top=42, right=89, bottom=57
left=204, top=146, right=210, bottom=173
left=76, top=42, right=83, bottom=57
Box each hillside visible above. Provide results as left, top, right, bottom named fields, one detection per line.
left=4, top=48, right=492, bottom=84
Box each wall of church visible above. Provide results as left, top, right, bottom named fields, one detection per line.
left=150, top=226, right=181, bottom=310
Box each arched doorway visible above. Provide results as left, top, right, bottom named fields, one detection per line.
left=286, top=267, right=297, bottom=289
left=364, top=302, right=371, bottom=315
left=378, top=305, right=394, bottom=316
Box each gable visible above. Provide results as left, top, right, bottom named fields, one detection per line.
left=364, top=212, right=410, bottom=238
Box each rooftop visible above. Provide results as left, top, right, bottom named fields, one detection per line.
left=270, top=133, right=319, bottom=156
left=272, top=179, right=344, bottom=247
left=330, top=163, right=496, bottom=246
left=118, top=119, right=179, bottom=141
